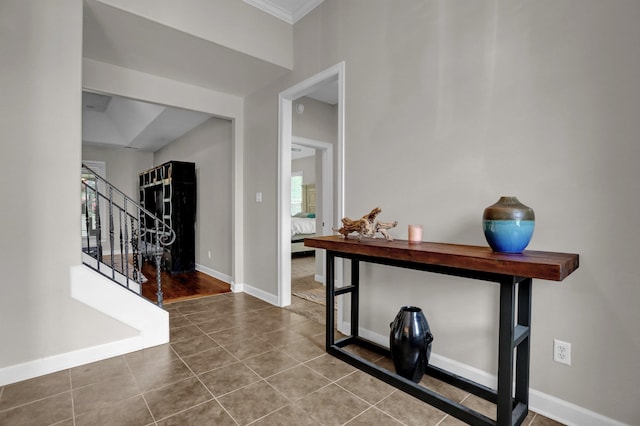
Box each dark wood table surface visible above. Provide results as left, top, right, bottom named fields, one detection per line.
left=304, top=235, right=579, bottom=281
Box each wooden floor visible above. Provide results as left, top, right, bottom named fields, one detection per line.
left=140, top=261, right=231, bottom=304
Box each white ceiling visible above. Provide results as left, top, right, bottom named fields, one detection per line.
left=82, top=92, right=213, bottom=152
left=291, top=144, right=316, bottom=160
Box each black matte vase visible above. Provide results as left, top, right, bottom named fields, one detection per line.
left=389, top=306, right=434, bottom=383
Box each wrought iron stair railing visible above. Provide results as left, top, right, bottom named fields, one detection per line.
left=81, top=163, right=175, bottom=307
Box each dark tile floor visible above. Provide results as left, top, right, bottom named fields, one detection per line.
left=0, top=292, right=564, bottom=425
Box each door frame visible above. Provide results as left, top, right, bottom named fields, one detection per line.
left=277, top=62, right=345, bottom=307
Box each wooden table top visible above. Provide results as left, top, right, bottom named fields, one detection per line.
left=304, top=235, right=579, bottom=282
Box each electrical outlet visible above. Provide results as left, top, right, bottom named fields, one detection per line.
left=553, top=339, right=571, bottom=365
left=208, top=250, right=211, bottom=259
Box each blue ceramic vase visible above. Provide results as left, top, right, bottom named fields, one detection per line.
left=483, top=196, right=535, bottom=253
left=389, top=306, right=434, bottom=383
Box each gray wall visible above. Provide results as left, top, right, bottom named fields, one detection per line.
left=293, top=95, right=339, bottom=221
left=242, top=1, right=640, bottom=423
left=2, top=0, right=638, bottom=422
left=154, top=118, right=233, bottom=277
left=83, top=119, right=233, bottom=277
left=291, top=156, right=315, bottom=186
left=82, top=145, right=153, bottom=199
left=293, top=96, right=338, bottom=143
left=98, top=0, right=293, bottom=69
left=0, top=0, right=138, bottom=370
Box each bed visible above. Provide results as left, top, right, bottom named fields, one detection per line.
left=292, top=216, right=316, bottom=238
left=291, top=214, right=316, bottom=255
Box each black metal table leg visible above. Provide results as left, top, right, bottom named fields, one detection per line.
left=497, top=279, right=517, bottom=425
left=351, top=259, right=359, bottom=337
left=497, top=277, right=532, bottom=425
left=326, top=251, right=336, bottom=349
left=515, top=279, right=532, bottom=407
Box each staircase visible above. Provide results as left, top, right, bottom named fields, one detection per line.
left=81, top=163, right=175, bottom=307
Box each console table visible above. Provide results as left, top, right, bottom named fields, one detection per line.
left=304, top=236, right=579, bottom=426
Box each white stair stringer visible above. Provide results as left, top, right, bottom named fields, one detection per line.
left=71, top=264, right=169, bottom=349
left=81, top=252, right=142, bottom=294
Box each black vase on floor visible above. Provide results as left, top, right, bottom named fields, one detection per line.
left=389, top=306, right=434, bottom=383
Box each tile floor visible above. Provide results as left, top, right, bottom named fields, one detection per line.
left=0, top=292, right=564, bottom=425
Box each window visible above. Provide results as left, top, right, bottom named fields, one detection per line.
left=81, top=161, right=106, bottom=241
left=81, top=172, right=98, bottom=237
left=291, top=171, right=303, bottom=215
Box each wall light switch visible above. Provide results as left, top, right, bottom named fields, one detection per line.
left=256, top=192, right=263, bottom=203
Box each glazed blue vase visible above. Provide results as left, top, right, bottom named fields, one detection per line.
left=483, top=196, right=535, bottom=253
left=389, top=306, right=434, bottom=383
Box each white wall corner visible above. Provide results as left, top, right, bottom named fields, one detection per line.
left=340, top=321, right=624, bottom=426
left=195, top=263, right=242, bottom=294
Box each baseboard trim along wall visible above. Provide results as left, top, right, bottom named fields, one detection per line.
left=195, top=264, right=233, bottom=286
left=2, top=263, right=176, bottom=386
left=239, top=283, right=279, bottom=306
left=194, top=263, right=243, bottom=293
left=1, top=265, right=170, bottom=386
left=343, top=322, right=625, bottom=426
left=0, top=336, right=143, bottom=387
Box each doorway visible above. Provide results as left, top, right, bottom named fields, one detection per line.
left=277, top=62, right=345, bottom=309
left=291, top=135, right=333, bottom=278
left=81, top=89, right=241, bottom=295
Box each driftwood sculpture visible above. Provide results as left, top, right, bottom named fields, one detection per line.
left=332, top=207, right=398, bottom=241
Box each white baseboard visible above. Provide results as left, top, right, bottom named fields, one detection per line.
left=0, top=265, right=169, bottom=386
left=194, top=263, right=241, bottom=293
left=341, top=321, right=624, bottom=426
left=528, top=389, right=627, bottom=426
left=0, top=336, right=143, bottom=387
left=239, top=283, right=278, bottom=306
left=195, top=263, right=233, bottom=285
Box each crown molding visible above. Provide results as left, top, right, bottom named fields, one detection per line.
left=244, top=0, right=324, bottom=24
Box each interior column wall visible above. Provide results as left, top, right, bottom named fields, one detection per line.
left=0, top=0, right=139, bottom=374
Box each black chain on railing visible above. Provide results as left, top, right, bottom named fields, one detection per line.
left=80, top=164, right=175, bottom=307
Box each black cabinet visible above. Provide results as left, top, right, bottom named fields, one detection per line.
left=139, top=161, right=196, bottom=274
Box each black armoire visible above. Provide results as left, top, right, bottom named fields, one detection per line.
left=139, top=161, right=196, bottom=274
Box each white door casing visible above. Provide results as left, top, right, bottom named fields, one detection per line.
left=277, top=62, right=345, bottom=308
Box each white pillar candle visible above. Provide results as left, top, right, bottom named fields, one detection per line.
left=408, top=224, right=423, bottom=244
